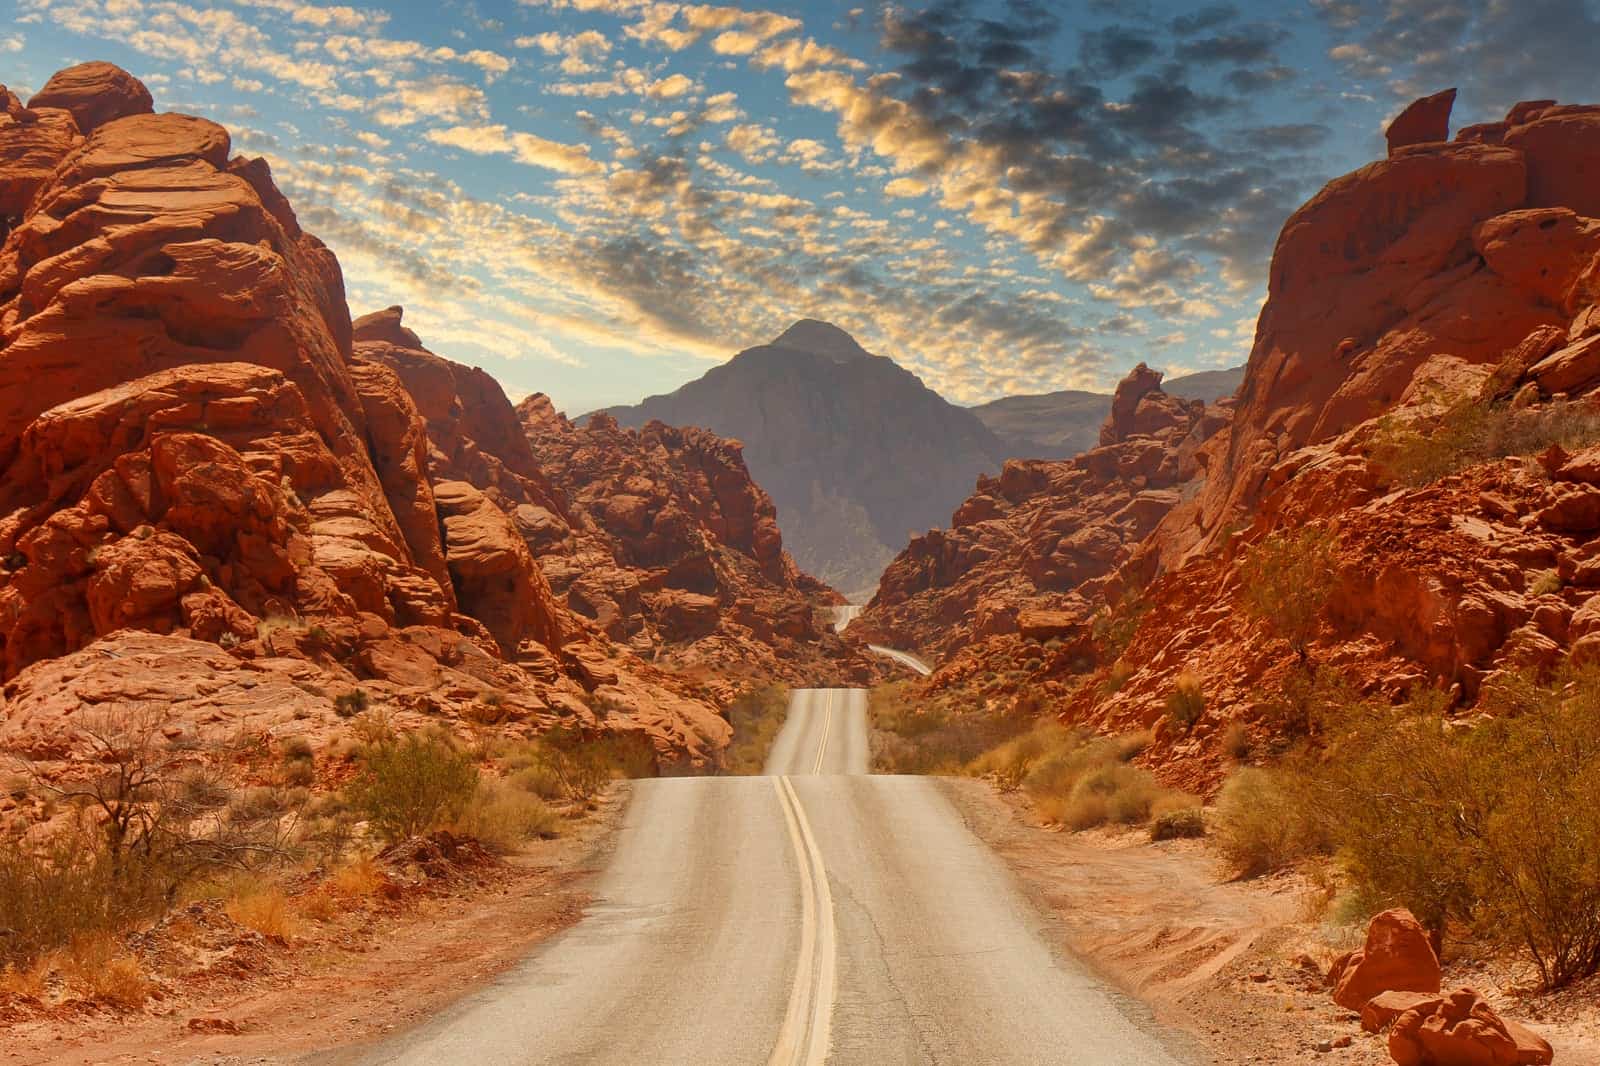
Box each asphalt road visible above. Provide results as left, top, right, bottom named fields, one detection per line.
left=326, top=688, right=1190, bottom=1066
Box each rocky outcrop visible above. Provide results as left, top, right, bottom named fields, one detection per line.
left=0, top=62, right=731, bottom=768
left=859, top=365, right=1226, bottom=657
left=519, top=398, right=877, bottom=692
left=1386, top=88, right=1456, bottom=155
left=860, top=92, right=1600, bottom=792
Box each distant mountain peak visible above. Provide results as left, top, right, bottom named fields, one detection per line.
left=770, top=319, right=873, bottom=363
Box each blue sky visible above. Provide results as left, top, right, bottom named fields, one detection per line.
left=10, top=0, right=1600, bottom=414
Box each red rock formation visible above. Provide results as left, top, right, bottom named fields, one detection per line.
left=1386, top=88, right=1455, bottom=155
left=27, top=61, right=153, bottom=133
left=1159, top=94, right=1600, bottom=569
left=1388, top=988, right=1553, bottom=1066
left=0, top=63, right=731, bottom=768
left=519, top=398, right=874, bottom=692
left=860, top=91, right=1600, bottom=794
left=859, top=365, right=1226, bottom=657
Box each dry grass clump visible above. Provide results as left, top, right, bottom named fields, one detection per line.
left=971, top=724, right=1192, bottom=832
left=1212, top=766, right=1327, bottom=879
left=1164, top=673, right=1205, bottom=732
left=868, top=682, right=1035, bottom=774
left=224, top=882, right=298, bottom=940
left=59, top=935, right=152, bottom=1008
left=1371, top=395, right=1600, bottom=488
left=718, top=685, right=790, bottom=775
left=449, top=778, right=559, bottom=852
left=1149, top=807, right=1206, bottom=841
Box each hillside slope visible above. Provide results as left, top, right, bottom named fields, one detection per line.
left=861, top=91, right=1600, bottom=791
left=605, top=320, right=1008, bottom=597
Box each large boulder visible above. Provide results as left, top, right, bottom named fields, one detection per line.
left=1331, top=908, right=1442, bottom=1011
left=27, top=61, right=154, bottom=133
left=1388, top=988, right=1553, bottom=1066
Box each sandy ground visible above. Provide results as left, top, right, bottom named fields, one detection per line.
left=0, top=785, right=631, bottom=1066
left=943, top=777, right=1600, bottom=1066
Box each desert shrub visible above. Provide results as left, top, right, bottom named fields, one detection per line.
left=969, top=721, right=1076, bottom=791
left=977, top=727, right=1193, bottom=832
left=1212, top=765, right=1328, bottom=879
left=1219, top=721, right=1252, bottom=761
left=333, top=689, right=370, bottom=718
left=1530, top=569, right=1563, bottom=596
left=507, top=763, right=566, bottom=800
left=450, top=779, right=559, bottom=851
left=225, top=882, right=298, bottom=940
left=1101, top=659, right=1134, bottom=695
left=869, top=682, right=1032, bottom=774
left=347, top=729, right=480, bottom=844
left=1165, top=673, right=1205, bottom=732
left=1238, top=528, right=1337, bottom=664
left=1150, top=807, right=1206, bottom=841
left=0, top=824, right=169, bottom=970
left=535, top=727, right=655, bottom=800
left=1310, top=671, right=1600, bottom=989
left=719, top=685, right=791, bottom=775
left=59, top=934, right=152, bottom=1008
left=1371, top=396, right=1600, bottom=488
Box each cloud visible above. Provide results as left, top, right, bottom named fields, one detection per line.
left=1316, top=0, right=1600, bottom=117
left=425, top=123, right=604, bottom=174
left=884, top=176, right=927, bottom=198
left=1079, top=25, right=1161, bottom=77
left=518, top=28, right=612, bottom=73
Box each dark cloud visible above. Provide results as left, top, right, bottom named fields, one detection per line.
left=1174, top=24, right=1288, bottom=66
left=1170, top=4, right=1240, bottom=36
left=1078, top=25, right=1162, bottom=77
left=1225, top=63, right=1297, bottom=93
left=1317, top=0, right=1600, bottom=117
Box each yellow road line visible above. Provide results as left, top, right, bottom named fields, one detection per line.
left=812, top=690, right=834, bottom=775
left=767, top=775, right=836, bottom=1066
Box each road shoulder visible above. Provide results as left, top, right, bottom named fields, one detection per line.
left=0, top=785, right=634, bottom=1066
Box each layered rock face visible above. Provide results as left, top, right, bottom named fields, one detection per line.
left=0, top=63, right=730, bottom=764
left=520, top=399, right=876, bottom=693
left=1158, top=93, right=1600, bottom=566
left=860, top=365, right=1227, bottom=657
left=864, top=92, right=1600, bottom=792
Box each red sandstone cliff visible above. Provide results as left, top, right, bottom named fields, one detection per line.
left=859, top=364, right=1227, bottom=657
left=865, top=92, right=1600, bottom=790
left=0, top=63, right=760, bottom=766
left=519, top=398, right=875, bottom=693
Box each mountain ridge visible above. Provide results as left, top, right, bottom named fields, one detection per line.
left=602, top=324, right=1008, bottom=598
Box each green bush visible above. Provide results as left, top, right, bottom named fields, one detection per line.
left=1150, top=808, right=1206, bottom=841
left=719, top=685, right=790, bottom=775
left=1371, top=396, right=1600, bottom=488
left=1238, top=529, right=1336, bottom=664
left=1212, top=766, right=1328, bottom=879
left=1165, top=674, right=1205, bottom=732
left=348, top=730, right=481, bottom=844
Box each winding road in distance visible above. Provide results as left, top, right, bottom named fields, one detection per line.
left=314, top=685, right=1192, bottom=1065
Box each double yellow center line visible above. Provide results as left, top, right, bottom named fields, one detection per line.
left=768, top=691, right=839, bottom=1066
